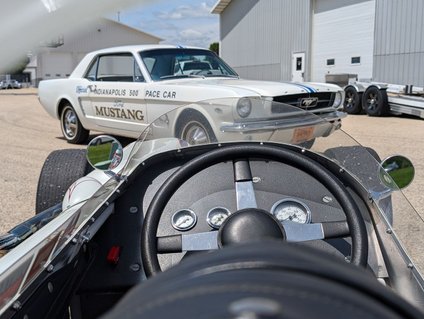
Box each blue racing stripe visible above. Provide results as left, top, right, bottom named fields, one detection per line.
left=292, top=82, right=316, bottom=93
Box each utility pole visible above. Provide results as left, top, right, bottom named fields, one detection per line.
left=117, top=11, right=121, bottom=22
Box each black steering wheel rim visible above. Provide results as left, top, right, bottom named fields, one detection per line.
left=142, top=143, right=368, bottom=277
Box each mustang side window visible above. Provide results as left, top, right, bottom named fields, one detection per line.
left=88, top=54, right=144, bottom=82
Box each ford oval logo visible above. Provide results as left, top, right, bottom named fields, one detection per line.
left=300, top=97, right=318, bottom=108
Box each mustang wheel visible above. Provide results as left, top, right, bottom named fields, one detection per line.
left=176, top=111, right=216, bottom=145
left=60, top=104, right=89, bottom=144
left=36, top=149, right=93, bottom=213
left=343, top=86, right=362, bottom=114
left=362, top=86, right=389, bottom=116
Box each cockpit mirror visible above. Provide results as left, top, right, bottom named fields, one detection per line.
left=379, top=155, right=414, bottom=190
left=86, top=136, right=123, bottom=171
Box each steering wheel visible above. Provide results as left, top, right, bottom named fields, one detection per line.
left=141, top=144, right=368, bottom=277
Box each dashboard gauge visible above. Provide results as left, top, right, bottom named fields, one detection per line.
left=207, top=207, right=231, bottom=229
left=271, top=199, right=311, bottom=224
left=171, top=209, right=197, bottom=231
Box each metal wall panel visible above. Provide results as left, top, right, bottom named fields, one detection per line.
left=373, top=0, right=424, bottom=86
left=220, top=0, right=311, bottom=81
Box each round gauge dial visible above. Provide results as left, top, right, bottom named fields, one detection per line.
left=207, top=207, right=230, bottom=229
left=271, top=199, right=311, bottom=224
left=171, top=209, right=197, bottom=231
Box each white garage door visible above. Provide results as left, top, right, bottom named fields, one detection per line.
left=311, top=0, right=375, bottom=83
left=41, top=52, right=74, bottom=79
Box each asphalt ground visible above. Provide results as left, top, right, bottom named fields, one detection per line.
left=0, top=88, right=423, bottom=270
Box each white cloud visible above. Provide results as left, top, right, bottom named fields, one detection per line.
left=158, top=2, right=213, bottom=20
left=162, top=24, right=218, bottom=48
left=179, top=29, right=203, bottom=39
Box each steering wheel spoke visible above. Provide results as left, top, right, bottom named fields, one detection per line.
left=157, top=232, right=218, bottom=253
left=283, top=221, right=349, bottom=242
left=157, top=220, right=350, bottom=254
left=284, top=222, right=324, bottom=242
left=235, top=181, right=257, bottom=209
left=233, top=159, right=257, bottom=209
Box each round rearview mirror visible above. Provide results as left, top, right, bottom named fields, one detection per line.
left=379, top=155, right=415, bottom=190
left=86, top=136, right=123, bottom=171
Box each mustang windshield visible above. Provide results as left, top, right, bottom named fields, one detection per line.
left=139, top=48, right=238, bottom=80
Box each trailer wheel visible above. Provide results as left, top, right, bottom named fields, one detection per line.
left=343, top=86, right=362, bottom=114
left=362, top=86, right=389, bottom=116
left=35, top=149, right=93, bottom=214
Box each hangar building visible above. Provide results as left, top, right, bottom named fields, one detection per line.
left=26, top=18, right=162, bottom=86
left=212, top=0, right=424, bottom=87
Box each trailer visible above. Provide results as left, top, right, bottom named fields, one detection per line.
left=325, top=74, right=424, bottom=119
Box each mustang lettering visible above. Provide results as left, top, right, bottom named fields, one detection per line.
left=94, top=88, right=127, bottom=96
left=95, top=106, right=144, bottom=121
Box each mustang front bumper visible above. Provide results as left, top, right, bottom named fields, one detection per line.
left=220, top=111, right=346, bottom=133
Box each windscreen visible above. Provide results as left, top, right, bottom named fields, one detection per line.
left=0, top=98, right=423, bottom=316
left=139, top=48, right=238, bottom=80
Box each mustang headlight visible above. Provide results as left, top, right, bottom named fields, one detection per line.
left=236, top=98, right=252, bottom=118
left=333, top=91, right=343, bottom=108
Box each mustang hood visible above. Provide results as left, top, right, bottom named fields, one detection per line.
left=165, top=78, right=341, bottom=97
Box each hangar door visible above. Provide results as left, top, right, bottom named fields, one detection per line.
left=311, top=0, right=375, bottom=83
left=41, top=52, right=74, bottom=80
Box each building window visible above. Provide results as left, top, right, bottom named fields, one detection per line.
left=296, top=57, right=302, bottom=71
left=45, top=74, right=51, bottom=77
left=351, top=56, right=361, bottom=64
left=56, top=74, right=61, bottom=77
left=326, top=59, right=335, bottom=66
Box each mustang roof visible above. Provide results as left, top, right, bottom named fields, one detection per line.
left=88, top=44, right=207, bottom=55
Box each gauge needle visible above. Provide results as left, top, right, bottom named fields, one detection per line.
left=178, top=217, right=190, bottom=226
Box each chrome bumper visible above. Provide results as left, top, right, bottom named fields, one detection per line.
left=221, top=111, right=347, bottom=133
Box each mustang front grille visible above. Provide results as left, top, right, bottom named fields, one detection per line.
left=272, top=93, right=335, bottom=112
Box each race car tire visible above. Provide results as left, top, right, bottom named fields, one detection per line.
left=35, top=149, right=93, bottom=214
left=362, top=86, right=389, bottom=117
left=175, top=110, right=217, bottom=145
left=60, top=103, right=89, bottom=144
left=343, top=86, right=362, bottom=114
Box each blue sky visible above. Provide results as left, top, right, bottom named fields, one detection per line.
left=113, top=0, right=219, bottom=49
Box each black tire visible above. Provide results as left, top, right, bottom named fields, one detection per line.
left=60, top=104, right=89, bottom=144
left=175, top=110, right=217, bottom=145
left=35, top=149, right=93, bottom=214
left=362, top=87, right=389, bottom=116
left=343, top=86, right=362, bottom=114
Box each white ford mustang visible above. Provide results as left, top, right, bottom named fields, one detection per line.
left=38, top=45, right=346, bottom=145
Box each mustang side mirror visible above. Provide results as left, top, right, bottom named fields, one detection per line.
left=379, top=155, right=415, bottom=190
left=86, top=136, right=123, bottom=172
